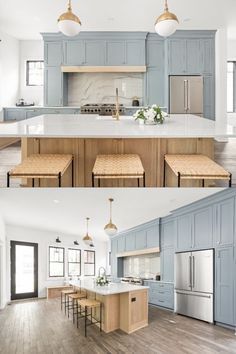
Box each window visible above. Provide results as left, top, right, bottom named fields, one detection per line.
left=49, top=246, right=64, bottom=277
left=68, top=249, right=81, bottom=276
left=26, top=60, right=44, bottom=86
left=84, top=250, right=95, bottom=276
left=227, top=61, right=236, bottom=112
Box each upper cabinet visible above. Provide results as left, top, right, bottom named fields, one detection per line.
left=63, top=40, right=85, bottom=65
left=146, top=39, right=164, bottom=68
left=44, top=41, right=62, bottom=67
left=192, top=206, right=213, bottom=249
left=168, top=39, right=186, bottom=74
left=106, top=41, right=126, bottom=65
left=176, top=213, right=192, bottom=251
left=85, top=41, right=106, bottom=65
left=161, top=219, right=176, bottom=249
left=214, top=197, right=235, bottom=247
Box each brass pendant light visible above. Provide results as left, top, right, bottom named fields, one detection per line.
left=58, top=0, right=81, bottom=37
left=83, top=217, right=93, bottom=245
left=104, top=198, right=118, bottom=236
left=155, top=0, right=179, bottom=37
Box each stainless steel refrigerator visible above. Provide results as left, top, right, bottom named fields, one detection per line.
left=169, top=75, right=203, bottom=116
left=174, top=249, right=214, bottom=323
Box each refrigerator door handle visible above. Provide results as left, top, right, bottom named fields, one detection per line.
left=192, top=256, right=195, bottom=289
left=184, top=80, right=188, bottom=113
left=189, top=255, right=192, bottom=288
left=187, top=80, right=190, bottom=112
left=175, top=291, right=212, bottom=299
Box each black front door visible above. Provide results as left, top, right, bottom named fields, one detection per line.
left=10, top=241, right=38, bottom=300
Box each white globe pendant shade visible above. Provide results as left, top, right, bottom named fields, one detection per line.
left=155, top=0, right=179, bottom=37
left=104, top=198, right=118, bottom=237
left=83, top=218, right=94, bottom=245
left=58, top=0, right=81, bottom=37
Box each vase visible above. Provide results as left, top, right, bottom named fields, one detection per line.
left=144, top=120, right=158, bottom=125
left=138, top=119, right=145, bottom=125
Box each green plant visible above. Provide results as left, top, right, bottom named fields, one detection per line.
left=133, top=105, right=165, bottom=124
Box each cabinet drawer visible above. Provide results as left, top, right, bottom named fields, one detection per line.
left=150, top=282, right=174, bottom=291
left=155, top=297, right=174, bottom=309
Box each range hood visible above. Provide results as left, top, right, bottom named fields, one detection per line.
left=61, top=65, right=146, bottom=73
left=116, top=246, right=160, bottom=258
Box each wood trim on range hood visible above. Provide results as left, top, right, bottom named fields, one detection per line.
left=61, top=66, right=147, bottom=73
left=116, top=247, right=160, bottom=258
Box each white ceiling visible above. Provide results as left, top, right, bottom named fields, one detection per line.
left=0, top=188, right=222, bottom=241
left=0, top=0, right=235, bottom=40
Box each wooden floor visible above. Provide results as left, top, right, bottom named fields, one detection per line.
left=0, top=139, right=236, bottom=187
left=0, top=299, right=235, bottom=354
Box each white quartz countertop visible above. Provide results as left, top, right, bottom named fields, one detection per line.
left=69, top=279, right=148, bottom=295
left=0, top=113, right=235, bottom=138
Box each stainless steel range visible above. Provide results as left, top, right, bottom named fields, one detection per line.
left=80, top=103, right=125, bottom=116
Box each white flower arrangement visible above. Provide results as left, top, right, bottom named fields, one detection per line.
left=96, top=275, right=109, bottom=286
left=134, top=105, right=167, bottom=125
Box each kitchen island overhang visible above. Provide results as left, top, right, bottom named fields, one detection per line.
left=70, top=280, right=149, bottom=334
left=0, top=113, right=233, bottom=187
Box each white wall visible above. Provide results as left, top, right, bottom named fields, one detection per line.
left=0, top=215, right=6, bottom=309
left=228, top=39, right=236, bottom=60
left=19, top=40, right=44, bottom=105
left=5, top=224, right=109, bottom=301
left=0, top=31, right=20, bottom=120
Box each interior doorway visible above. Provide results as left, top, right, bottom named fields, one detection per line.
left=10, top=241, right=38, bottom=300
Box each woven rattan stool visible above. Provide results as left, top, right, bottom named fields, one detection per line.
left=7, top=154, right=74, bottom=187
left=92, top=154, right=145, bottom=187
left=61, top=289, right=77, bottom=314
left=164, top=154, right=232, bottom=187
left=77, top=298, right=102, bottom=337
left=67, top=292, right=87, bottom=323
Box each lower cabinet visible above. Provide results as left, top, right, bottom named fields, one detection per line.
left=144, top=281, right=174, bottom=310
left=215, top=247, right=235, bottom=326
left=3, top=108, right=26, bottom=121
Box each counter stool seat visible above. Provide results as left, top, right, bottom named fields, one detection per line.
left=68, top=292, right=87, bottom=323
left=77, top=298, right=102, bottom=337
left=7, top=154, right=74, bottom=187
left=92, top=154, right=145, bottom=187
left=61, top=289, right=76, bottom=313
left=164, top=154, right=232, bottom=187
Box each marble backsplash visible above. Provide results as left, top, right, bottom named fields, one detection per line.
left=68, top=73, right=144, bottom=106
left=123, top=253, right=160, bottom=278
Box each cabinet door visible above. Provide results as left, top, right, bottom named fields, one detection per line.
left=126, top=40, right=145, bottom=65
left=147, top=40, right=164, bottom=69
left=25, top=110, right=41, bottom=119
left=203, top=75, right=215, bottom=120
left=215, top=247, right=234, bottom=326
left=168, top=39, right=186, bottom=74
left=234, top=245, right=236, bottom=326
left=135, top=229, right=147, bottom=250
left=84, top=41, right=105, bottom=65
left=192, top=207, right=213, bottom=249
left=63, top=40, right=84, bottom=65
left=125, top=232, right=136, bottom=251
left=111, top=239, right=117, bottom=277
left=215, top=198, right=234, bottom=247
left=44, top=42, right=62, bottom=66
left=161, top=220, right=175, bottom=249
left=4, top=109, right=26, bottom=121
left=106, top=41, right=125, bottom=65
left=201, top=39, right=214, bottom=74
left=176, top=214, right=192, bottom=251
left=146, top=68, right=165, bottom=106
left=161, top=248, right=174, bottom=282
left=186, top=39, right=200, bottom=74
left=146, top=225, right=159, bottom=248
left=117, top=236, right=125, bottom=253
left=44, top=67, right=62, bottom=107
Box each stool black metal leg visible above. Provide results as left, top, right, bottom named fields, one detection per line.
left=72, top=157, right=74, bottom=187
left=100, top=304, right=102, bottom=332
left=65, top=295, right=67, bottom=315
left=58, top=172, right=62, bottom=187
left=92, top=172, right=95, bottom=187
left=163, top=159, right=166, bottom=187
left=178, top=172, right=181, bottom=187
left=202, top=179, right=205, bottom=187
left=7, top=172, right=10, bottom=188
left=98, top=178, right=100, bottom=187
left=143, top=172, right=146, bottom=187
left=61, top=292, right=62, bottom=310
left=85, top=306, right=87, bottom=337
left=229, top=173, right=232, bottom=187
left=32, top=178, right=35, bottom=187
left=137, top=178, right=140, bottom=187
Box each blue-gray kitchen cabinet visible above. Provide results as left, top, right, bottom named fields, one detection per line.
left=117, top=235, right=125, bottom=253
left=125, top=232, right=136, bottom=251
left=144, top=281, right=174, bottom=309
left=44, top=67, right=64, bottom=107
left=176, top=213, right=192, bottom=251
left=146, top=39, right=164, bottom=69
left=146, top=225, right=159, bottom=249
left=203, top=75, right=215, bottom=120
left=63, top=40, right=84, bottom=65
left=200, top=38, right=215, bottom=74
left=3, top=108, right=26, bottom=121
left=234, top=245, right=236, bottom=326
left=214, top=197, right=234, bottom=247
left=146, top=68, right=165, bottom=106
left=84, top=40, right=105, bottom=65
left=126, top=40, right=145, bottom=66
left=135, top=229, right=147, bottom=250
left=192, top=206, right=213, bottom=250
left=106, top=41, right=126, bottom=65
left=161, top=220, right=175, bottom=249
left=168, top=39, right=186, bottom=74
left=111, top=239, right=117, bottom=276
left=161, top=248, right=174, bottom=282
left=215, top=246, right=234, bottom=326
left=44, top=41, right=62, bottom=67
left=186, top=39, right=201, bottom=74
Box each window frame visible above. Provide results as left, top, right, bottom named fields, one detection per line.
left=84, top=250, right=96, bottom=276
left=49, top=246, right=65, bottom=278
left=68, top=248, right=81, bottom=277
left=26, top=60, right=44, bottom=87
left=227, top=61, right=236, bottom=113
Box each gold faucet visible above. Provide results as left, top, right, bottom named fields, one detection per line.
left=112, top=88, right=120, bottom=121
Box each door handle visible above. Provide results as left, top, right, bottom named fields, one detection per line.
left=187, top=80, right=190, bottom=112
left=189, top=255, right=192, bottom=288
left=192, top=256, right=195, bottom=289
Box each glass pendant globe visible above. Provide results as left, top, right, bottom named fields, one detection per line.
left=104, top=223, right=118, bottom=236
left=58, top=20, right=81, bottom=37
left=155, top=19, right=178, bottom=37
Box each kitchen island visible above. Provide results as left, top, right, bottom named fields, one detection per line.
left=0, top=113, right=235, bottom=187
left=70, top=279, right=149, bottom=334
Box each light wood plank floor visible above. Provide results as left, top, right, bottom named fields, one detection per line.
left=0, top=298, right=235, bottom=354
left=0, top=139, right=236, bottom=187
